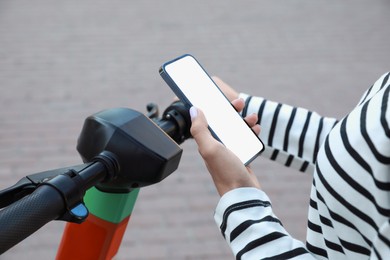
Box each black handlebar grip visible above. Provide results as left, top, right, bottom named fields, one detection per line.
left=0, top=184, right=65, bottom=254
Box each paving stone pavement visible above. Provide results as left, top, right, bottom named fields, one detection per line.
left=0, top=0, right=389, bottom=259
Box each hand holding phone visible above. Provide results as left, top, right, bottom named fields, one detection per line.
left=159, top=54, right=264, bottom=165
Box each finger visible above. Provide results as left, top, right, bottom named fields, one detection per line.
left=251, top=124, right=261, bottom=136
left=243, top=113, right=260, bottom=135
left=189, top=107, right=219, bottom=151
left=244, top=113, right=258, bottom=127
left=231, top=98, right=245, bottom=113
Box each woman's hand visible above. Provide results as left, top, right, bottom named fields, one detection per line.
left=190, top=103, right=261, bottom=196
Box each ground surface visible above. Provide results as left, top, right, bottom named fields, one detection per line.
left=0, top=1, right=389, bottom=259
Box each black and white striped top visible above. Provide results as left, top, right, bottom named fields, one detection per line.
left=214, top=72, right=390, bottom=259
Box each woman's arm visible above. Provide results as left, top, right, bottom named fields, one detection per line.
left=241, top=94, right=338, bottom=173
left=213, top=77, right=338, bottom=174
left=215, top=188, right=315, bottom=259
left=190, top=106, right=316, bottom=259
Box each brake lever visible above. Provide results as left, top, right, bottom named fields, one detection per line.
left=0, top=164, right=89, bottom=209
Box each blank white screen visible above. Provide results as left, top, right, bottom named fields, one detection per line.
left=163, top=55, right=263, bottom=165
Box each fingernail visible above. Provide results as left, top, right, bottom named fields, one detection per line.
left=189, top=106, right=198, bottom=119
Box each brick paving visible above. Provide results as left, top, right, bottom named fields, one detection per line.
left=0, top=1, right=389, bottom=259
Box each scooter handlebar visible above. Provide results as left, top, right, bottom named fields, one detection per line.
left=0, top=184, right=65, bottom=254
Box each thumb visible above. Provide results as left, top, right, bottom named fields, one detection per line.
left=189, top=107, right=217, bottom=150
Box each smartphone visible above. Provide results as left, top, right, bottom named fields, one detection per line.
left=159, top=54, right=264, bottom=165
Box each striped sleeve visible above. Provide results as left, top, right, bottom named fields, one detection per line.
left=215, top=72, right=390, bottom=259
left=306, top=72, right=390, bottom=259
left=239, top=93, right=338, bottom=174
left=214, top=188, right=315, bottom=259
